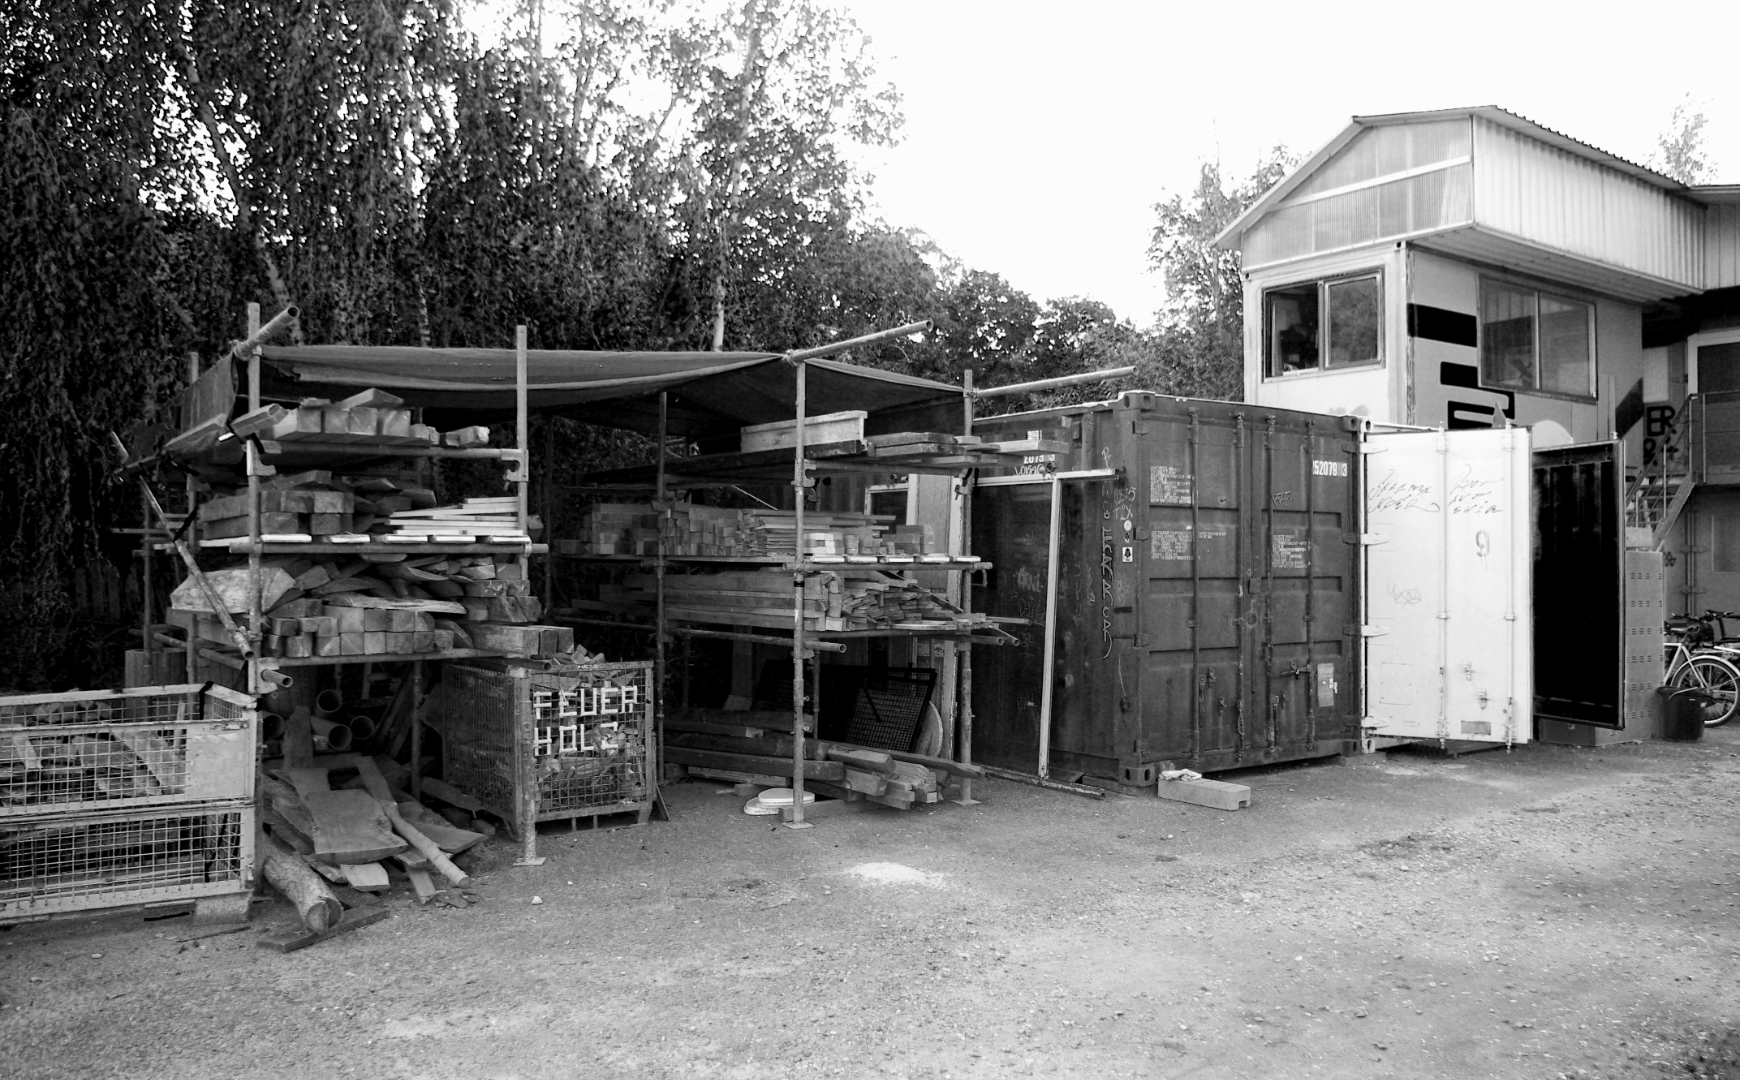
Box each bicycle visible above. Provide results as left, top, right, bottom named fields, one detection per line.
left=1663, top=612, right=1740, bottom=727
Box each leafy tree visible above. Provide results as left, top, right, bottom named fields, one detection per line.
left=1146, top=148, right=1295, bottom=400
left=1651, top=94, right=1711, bottom=185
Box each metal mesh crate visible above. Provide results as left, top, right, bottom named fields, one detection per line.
left=0, top=804, right=254, bottom=922
left=0, top=684, right=256, bottom=818
left=430, top=662, right=655, bottom=856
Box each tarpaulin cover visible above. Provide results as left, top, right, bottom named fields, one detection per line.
left=256, top=345, right=962, bottom=438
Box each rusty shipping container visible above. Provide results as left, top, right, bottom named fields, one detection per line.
left=970, top=392, right=1362, bottom=784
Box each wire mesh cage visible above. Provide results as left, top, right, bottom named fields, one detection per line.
left=0, top=804, right=255, bottom=921
left=431, top=662, right=654, bottom=829
left=0, top=684, right=257, bottom=818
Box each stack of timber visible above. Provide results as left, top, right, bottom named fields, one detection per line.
left=238, top=388, right=488, bottom=450
left=374, top=497, right=532, bottom=544
left=259, top=755, right=491, bottom=924
left=661, top=708, right=984, bottom=811
left=556, top=502, right=911, bottom=559
left=602, top=569, right=994, bottom=632
left=196, top=468, right=438, bottom=543
left=566, top=503, right=663, bottom=556
left=168, top=551, right=574, bottom=658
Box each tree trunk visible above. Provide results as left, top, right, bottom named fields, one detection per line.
left=259, top=830, right=344, bottom=932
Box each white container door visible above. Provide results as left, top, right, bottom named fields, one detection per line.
left=1364, top=428, right=1532, bottom=743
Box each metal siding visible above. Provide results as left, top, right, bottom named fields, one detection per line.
left=1707, top=203, right=1740, bottom=290
left=1472, top=117, right=1703, bottom=291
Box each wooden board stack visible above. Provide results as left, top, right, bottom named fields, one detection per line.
left=197, top=469, right=438, bottom=542
left=243, top=389, right=486, bottom=450
left=558, top=503, right=899, bottom=559
left=604, top=569, right=992, bottom=633
left=172, top=551, right=575, bottom=658
left=567, top=503, right=661, bottom=556
left=374, top=497, right=531, bottom=544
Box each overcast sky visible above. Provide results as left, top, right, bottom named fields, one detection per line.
left=844, top=0, right=1740, bottom=327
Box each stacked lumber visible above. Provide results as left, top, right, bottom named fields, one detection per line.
left=244, top=388, right=488, bottom=450
left=374, top=497, right=531, bottom=544
left=662, top=710, right=984, bottom=811
left=558, top=502, right=910, bottom=559
left=565, top=503, right=662, bottom=556
left=197, top=469, right=437, bottom=542
left=604, top=569, right=994, bottom=632
left=170, top=551, right=573, bottom=657
left=259, top=755, right=489, bottom=918
left=734, top=510, right=886, bottom=557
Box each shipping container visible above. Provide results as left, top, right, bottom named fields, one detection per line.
left=970, top=393, right=1364, bottom=784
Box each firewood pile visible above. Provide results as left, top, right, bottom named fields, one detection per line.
left=661, top=708, right=984, bottom=811
left=258, top=754, right=494, bottom=926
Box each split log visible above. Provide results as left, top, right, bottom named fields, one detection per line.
left=661, top=746, right=844, bottom=782
left=384, top=804, right=474, bottom=889
left=259, top=830, right=344, bottom=933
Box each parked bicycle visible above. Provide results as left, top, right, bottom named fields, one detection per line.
left=1663, top=611, right=1740, bottom=727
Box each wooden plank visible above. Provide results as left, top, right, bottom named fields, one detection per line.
left=257, top=907, right=390, bottom=953
left=303, top=789, right=410, bottom=864
left=338, top=862, right=391, bottom=892
left=663, top=746, right=844, bottom=781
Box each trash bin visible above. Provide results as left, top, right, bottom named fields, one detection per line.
left=1659, top=686, right=1710, bottom=742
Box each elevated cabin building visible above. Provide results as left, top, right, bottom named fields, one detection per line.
left=1215, top=106, right=1740, bottom=741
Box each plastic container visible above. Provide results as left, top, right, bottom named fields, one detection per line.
left=1660, top=687, right=1710, bottom=741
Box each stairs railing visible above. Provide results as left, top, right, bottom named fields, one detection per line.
left=1624, top=395, right=1698, bottom=549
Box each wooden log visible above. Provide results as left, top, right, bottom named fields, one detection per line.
left=662, top=746, right=844, bottom=782
left=384, top=804, right=474, bottom=889
left=666, top=731, right=814, bottom=760
left=258, top=830, right=344, bottom=933
left=396, top=800, right=486, bottom=853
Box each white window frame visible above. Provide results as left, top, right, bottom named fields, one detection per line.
left=1477, top=278, right=1597, bottom=402
left=1261, top=269, right=1386, bottom=380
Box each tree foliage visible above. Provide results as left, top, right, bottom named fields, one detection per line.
left=1650, top=94, right=1710, bottom=185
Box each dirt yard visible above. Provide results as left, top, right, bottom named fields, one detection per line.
left=3, top=727, right=1738, bottom=1080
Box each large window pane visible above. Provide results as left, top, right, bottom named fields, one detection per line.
left=1539, top=294, right=1592, bottom=396
left=1326, top=277, right=1381, bottom=367
left=1266, top=284, right=1318, bottom=374
left=1481, top=283, right=1536, bottom=389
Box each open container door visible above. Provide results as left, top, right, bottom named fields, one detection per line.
left=1363, top=427, right=1532, bottom=744
left=1532, top=442, right=1624, bottom=730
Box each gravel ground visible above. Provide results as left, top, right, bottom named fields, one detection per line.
left=2, top=726, right=1737, bottom=1080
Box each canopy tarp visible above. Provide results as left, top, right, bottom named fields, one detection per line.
left=256, top=345, right=963, bottom=439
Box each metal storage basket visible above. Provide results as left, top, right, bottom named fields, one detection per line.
left=0, top=804, right=254, bottom=922
left=0, top=684, right=256, bottom=817
left=430, top=661, right=655, bottom=860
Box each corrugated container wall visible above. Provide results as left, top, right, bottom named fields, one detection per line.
left=971, top=393, right=1362, bottom=785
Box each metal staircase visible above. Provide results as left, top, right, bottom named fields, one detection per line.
left=1624, top=396, right=1697, bottom=550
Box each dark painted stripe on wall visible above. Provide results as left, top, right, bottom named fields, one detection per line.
left=1408, top=303, right=1478, bottom=347
left=1440, top=361, right=1515, bottom=419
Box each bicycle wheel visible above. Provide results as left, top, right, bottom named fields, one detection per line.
left=1670, top=655, right=1740, bottom=727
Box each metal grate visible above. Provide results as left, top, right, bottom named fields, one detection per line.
left=434, top=662, right=652, bottom=821
left=841, top=668, right=937, bottom=752
left=0, top=686, right=255, bottom=817
left=0, top=806, right=252, bottom=918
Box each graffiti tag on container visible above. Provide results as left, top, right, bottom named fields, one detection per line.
left=1100, top=526, right=1114, bottom=658
left=1367, top=470, right=1439, bottom=513
left=1447, top=466, right=1502, bottom=515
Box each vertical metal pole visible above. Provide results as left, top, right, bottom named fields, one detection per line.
left=785, top=360, right=812, bottom=829
left=542, top=417, right=556, bottom=612
left=1036, top=470, right=1062, bottom=779
left=954, top=369, right=977, bottom=804
left=1188, top=408, right=1202, bottom=763
left=245, top=304, right=263, bottom=697
left=410, top=659, right=424, bottom=800
left=185, top=352, right=200, bottom=684
left=516, top=324, right=530, bottom=544
left=140, top=484, right=153, bottom=680
left=655, top=392, right=668, bottom=805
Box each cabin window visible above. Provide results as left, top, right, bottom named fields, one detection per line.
left=1263, top=272, right=1383, bottom=377
left=1480, top=281, right=1594, bottom=398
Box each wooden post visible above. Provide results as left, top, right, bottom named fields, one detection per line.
left=542, top=416, right=556, bottom=612
left=409, top=659, right=424, bottom=801
left=515, top=324, right=530, bottom=583
left=245, top=303, right=264, bottom=696
left=785, top=359, right=812, bottom=829
left=955, top=368, right=978, bottom=804
left=1037, top=470, right=1062, bottom=780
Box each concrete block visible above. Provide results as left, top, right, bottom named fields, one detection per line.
left=1156, top=776, right=1251, bottom=811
